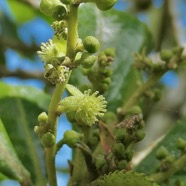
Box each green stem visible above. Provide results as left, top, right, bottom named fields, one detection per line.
left=46, top=84, right=67, bottom=186
left=45, top=4, right=79, bottom=186
left=56, top=139, right=65, bottom=153
left=117, top=70, right=166, bottom=116
left=66, top=4, right=79, bottom=59
left=76, top=143, right=98, bottom=179
left=151, top=154, right=186, bottom=183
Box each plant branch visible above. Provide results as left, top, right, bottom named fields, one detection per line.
left=0, top=66, right=44, bottom=80
left=117, top=70, right=166, bottom=116
left=0, top=36, right=38, bottom=56
left=76, top=143, right=98, bottom=179
left=44, top=4, right=79, bottom=186
left=151, top=153, right=186, bottom=183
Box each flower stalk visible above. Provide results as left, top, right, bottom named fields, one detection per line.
left=44, top=4, right=79, bottom=186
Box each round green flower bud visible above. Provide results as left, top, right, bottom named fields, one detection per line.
left=102, top=77, right=111, bottom=85
left=101, top=111, right=117, bottom=124
left=40, top=0, right=62, bottom=16
left=115, top=129, right=127, bottom=142
left=128, top=106, right=142, bottom=115
left=80, top=52, right=97, bottom=69
left=156, top=146, right=169, bottom=160
left=98, top=52, right=107, bottom=65
left=165, top=155, right=175, bottom=164
left=85, top=0, right=117, bottom=11
left=135, top=130, right=145, bottom=142
left=104, top=48, right=115, bottom=58
left=41, top=132, right=55, bottom=148
left=38, top=112, right=48, bottom=124
left=113, top=143, right=125, bottom=157
left=117, top=160, right=127, bottom=170
left=60, top=0, right=73, bottom=5
left=176, top=138, right=186, bottom=151
left=88, top=136, right=99, bottom=147
left=63, top=130, right=83, bottom=148
left=94, top=0, right=117, bottom=11
left=52, top=5, right=68, bottom=20
left=101, top=69, right=113, bottom=77
left=34, top=126, right=44, bottom=134
left=100, top=83, right=109, bottom=93
left=160, top=49, right=173, bottom=62
left=125, top=149, right=134, bottom=161
left=95, top=155, right=107, bottom=170
left=83, top=36, right=100, bottom=53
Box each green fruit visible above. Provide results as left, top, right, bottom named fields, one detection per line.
left=83, top=36, right=100, bottom=53
left=113, top=143, right=125, bottom=157
left=102, top=77, right=111, bottom=85
left=38, top=112, right=48, bottom=124
left=126, top=149, right=134, bottom=161
left=98, top=52, right=107, bottom=65
left=160, top=49, right=173, bottom=61
left=80, top=52, right=97, bottom=69
left=40, top=0, right=62, bottom=16
left=104, top=48, right=115, bottom=58
left=63, top=130, right=83, bottom=148
left=41, top=132, right=55, bottom=148
left=115, top=129, right=127, bottom=142
left=89, top=0, right=117, bottom=11
left=128, top=106, right=142, bottom=115
left=165, top=155, right=175, bottom=164
left=155, top=146, right=169, bottom=160
left=176, top=138, right=186, bottom=150
left=117, top=160, right=127, bottom=170
left=135, top=130, right=145, bottom=142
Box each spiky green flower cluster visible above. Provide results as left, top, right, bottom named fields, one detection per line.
left=37, top=39, right=69, bottom=84
left=37, top=39, right=62, bottom=63
left=44, top=64, right=69, bottom=84
left=57, top=84, right=107, bottom=126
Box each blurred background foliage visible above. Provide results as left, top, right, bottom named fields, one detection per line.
left=0, top=0, right=186, bottom=185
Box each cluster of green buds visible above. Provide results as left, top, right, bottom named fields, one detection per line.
left=155, top=138, right=186, bottom=173
left=57, top=84, right=107, bottom=126
left=34, top=112, right=56, bottom=148
left=155, top=146, right=175, bottom=171
left=74, top=36, right=100, bottom=69
left=94, top=114, right=145, bottom=174
left=135, top=46, right=186, bottom=72
left=112, top=114, right=145, bottom=169
left=82, top=47, right=115, bottom=94
left=159, top=47, right=185, bottom=70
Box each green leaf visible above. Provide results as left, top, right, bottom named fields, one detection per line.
left=76, top=4, right=153, bottom=111
left=0, top=82, right=50, bottom=110
left=0, top=82, right=50, bottom=185
left=135, top=118, right=186, bottom=185
left=0, top=119, right=31, bottom=184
